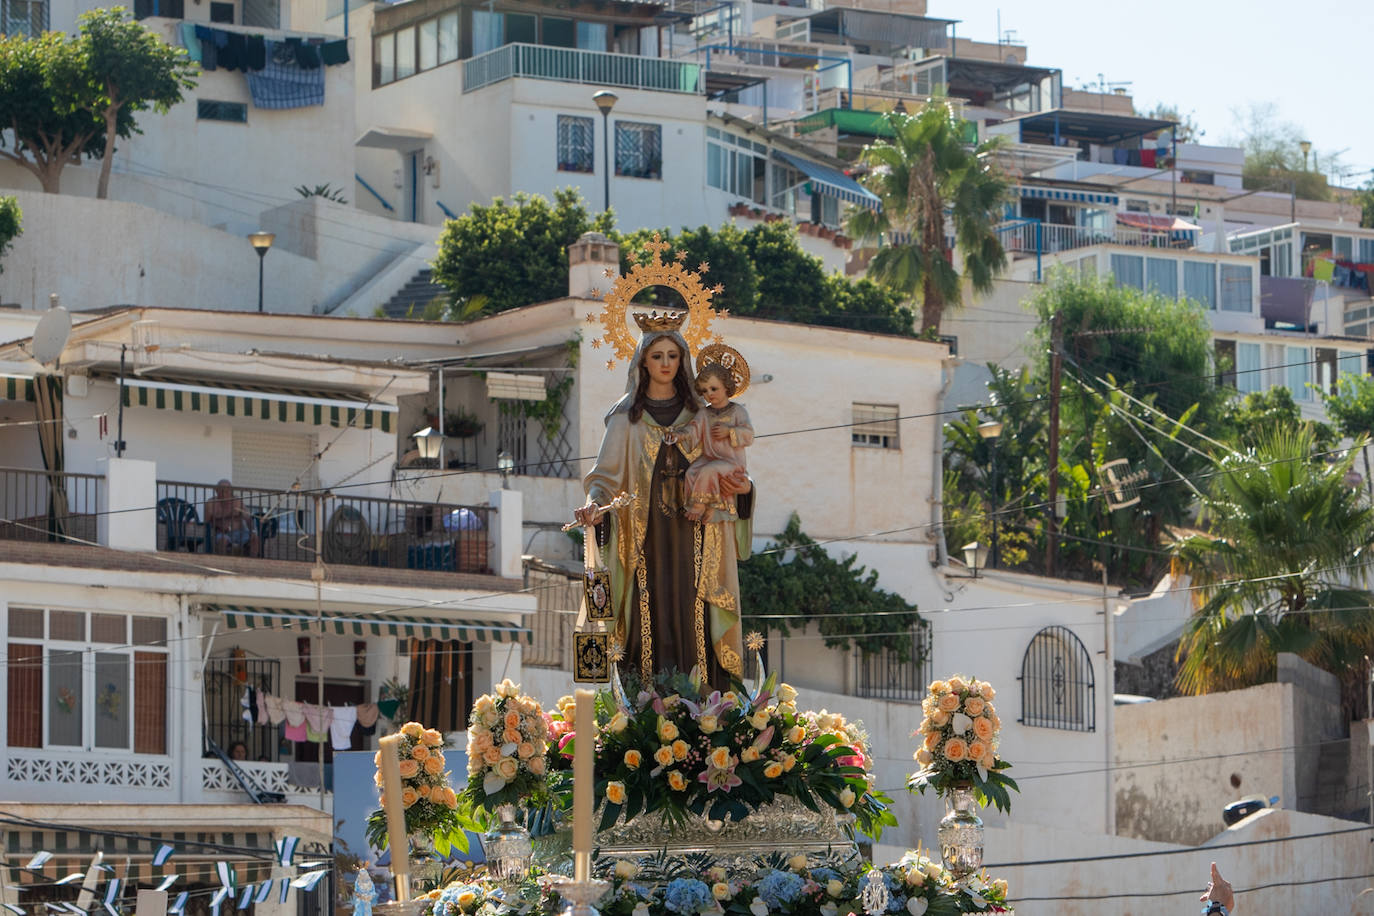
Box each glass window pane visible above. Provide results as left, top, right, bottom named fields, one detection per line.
left=471, top=10, right=502, bottom=55
left=1110, top=254, right=1143, bottom=290
left=706, top=143, right=723, bottom=190
left=1361, top=239, right=1374, bottom=263
left=615, top=121, right=662, bottom=179
left=395, top=26, right=416, bottom=79
left=1145, top=258, right=1177, bottom=298
left=8, top=606, right=43, bottom=638
left=419, top=18, right=437, bottom=70
left=1340, top=352, right=1364, bottom=379
left=7, top=643, right=42, bottom=747
left=91, top=614, right=125, bottom=644
left=48, top=650, right=83, bottom=746
left=50, top=611, right=83, bottom=641
left=1287, top=346, right=1311, bottom=400
left=375, top=34, right=394, bottom=84
left=1237, top=343, right=1262, bottom=394
left=1220, top=264, right=1252, bottom=312
left=543, top=16, right=574, bottom=47
left=505, top=13, right=536, bottom=43
left=1183, top=261, right=1216, bottom=309
left=557, top=114, right=594, bottom=173
left=94, top=653, right=129, bottom=749
left=1335, top=236, right=1353, bottom=260
left=576, top=21, right=607, bottom=50
left=132, top=616, right=167, bottom=647
left=438, top=12, right=459, bottom=63
left=134, top=651, right=167, bottom=755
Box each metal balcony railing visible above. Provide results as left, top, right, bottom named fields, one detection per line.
left=463, top=43, right=703, bottom=95
left=0, top=466, right=102, bottom=545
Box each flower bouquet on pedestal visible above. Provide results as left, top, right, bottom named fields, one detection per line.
left=366, top=721, right=471, bottom=859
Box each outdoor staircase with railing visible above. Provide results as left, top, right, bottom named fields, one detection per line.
left=380, top=268, right=450, bottom=319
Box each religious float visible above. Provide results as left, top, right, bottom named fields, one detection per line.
left=361, top=236, right=1018, bottom=916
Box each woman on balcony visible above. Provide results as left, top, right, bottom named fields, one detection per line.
left=205, top=480, right=260, bottom=557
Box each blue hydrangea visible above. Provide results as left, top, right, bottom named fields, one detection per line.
left=664, top=878, right=714, bottom=915
left=433, top=884, right=484, bottom=916
left=880, top=871, right=907, bottom=913
left=756, top=870, right=806, bottom=909
left=808, top=868, right=839, bottom=885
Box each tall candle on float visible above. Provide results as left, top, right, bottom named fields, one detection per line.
left=572, top=688, right=595, bottom=883
left=378, top=733, right=412, bottom=900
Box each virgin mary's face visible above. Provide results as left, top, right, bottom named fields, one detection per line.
left=642, top=337, right=682, bottom=386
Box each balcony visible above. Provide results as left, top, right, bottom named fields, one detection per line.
left=998, top=219, right=1194, bottom=258
left=0, top=466, right=102, bottom=545
left=462, top=43, right=703, bottom=95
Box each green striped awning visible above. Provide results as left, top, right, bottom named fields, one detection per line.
left=211, top=605, right=532, bottom=645
left=119, top=379, right=395, bottom=432
left=1, top=374, right=34, bottom=401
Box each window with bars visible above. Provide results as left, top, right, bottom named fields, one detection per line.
left=615, top=121, right=662, bottom=180
left=854, top=625, right=929, bottom=702
left=557, top=115, right=595, bottom=174
left=851, top=403, right=900, bottom=450
left=1020, top=625, right=1094, bottom=731
left=2, top=0, right=47, bottom=35
left=6, top=607, right=169, bottom=753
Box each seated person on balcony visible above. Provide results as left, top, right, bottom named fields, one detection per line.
left=228, top=741, right=248, bottom=761
left=205, top=480, right=260, bottom=556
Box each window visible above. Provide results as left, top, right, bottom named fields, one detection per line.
left=208, top=1, right=232, bottom=21
left=395, top=25, right=416, bottom=80
left=1110, top=254, right=1143, bottom=290
left=557, top=115, right=594, bottom=174
left=1182, top=261, right=1216, bottom=309
left=615, top=121, right=662, bottom=180
left=1220, top=264, right=1252, bottom=313
left=851, top=403, right=899, bottom=449
left=133, top=0, right=184, bottom=18
left=1237, top=342, right=1262, bottom=394
left=1145, top=257, right=1177, bottom=298
left=576, top=21, right=607, bottom=51
left=1215, top=339, right=1236, bottom=388
left=1315, top=348, right=1339, bottom=395
left=7, top=608, right=168, bottom=753
left=374, top=33, right=395, bottom=85
left=471, top=9, right=502, bottom=55
left=438, top=12, right=459, bottom=63
left=1361, top=239, right=1374, bottom=263
left=505, top=12, right=536, bottom=43
left=1020, top=625, right=1095, bottom=732
left=1335, top=236, right=1354, bottom=261
left=419, top=18, right=438, bottom=70
left=706, top=127, right=767, bottom=203
left=1286, top=345, right=1311, bottom=400
left=854, top=625, right=930, bottom=702
left=197, top=100, right=247, bottom=123
left=3, top=0, right=48, bottom=36
left=543, top=15, right=574, bottom=47
left=1181, top=170, right=1214, bottom=185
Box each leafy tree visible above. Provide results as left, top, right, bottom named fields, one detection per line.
left=1355, top=177, right=1374, bottom=229
left=1232, top=102, right=1330, bottom=201
left=431, top=188, right=613, bottom=316
left=739, top=513, right=926, bottom=660
left=0, top=196, right=21, bottom=272
left=847, top=102, right=1010, bottom=335
left=80, top=8, right=197, bottom=200
left=1141, top=103, right=1204, bottom=144
left=822, top=274, right=914, bottom=336
left=1223, top=386, right=1334, bottom=454
left=1321, top=371, right=1374, bottom=501
left=741, top=219, right=830, bottom=320
left=618, top=223, right=756, bottom=315
left=1172, top=427, right=1374, bottom=710
left=0, top=30, right=104, bottom=193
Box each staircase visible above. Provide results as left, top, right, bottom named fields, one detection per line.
left=1310, top=738, right=1361, bottom=820
left=379, top=268, right=450, bottom=319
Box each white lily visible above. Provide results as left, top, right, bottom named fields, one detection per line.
left=906, top=898, right=928, bottom=916
left=951, top=713, right=973, bottom=736
left=482, top=772, right=507, bottom=795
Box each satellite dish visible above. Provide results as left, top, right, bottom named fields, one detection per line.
left=31, top=303, right=71, bottom=367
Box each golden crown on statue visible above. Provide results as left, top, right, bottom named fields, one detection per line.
left=632, top=310, right=688, bottom=334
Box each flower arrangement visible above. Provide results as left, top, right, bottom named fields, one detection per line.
left=460, top=678, right=551, bottom=813
left=547, top=673, right=896, bottom=839
left=424, top=850, right=1011, bottom=916
left=906, top=677, right=1018, bottom=813
left=365, top=721, right=469, bottom=855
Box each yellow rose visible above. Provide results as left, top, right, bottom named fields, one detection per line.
left=399, top=759, right=420, bottom=778
left=401, top=722, right=424, bottom=739
left=780, top=753, right=796, bottom=772
left=839, top=786, right=855, bottom=808
left=474, top=696, right=495, bottom=713
left=741, top=747, right=760, bottom=763
left=424, top=755, right=445, bottom=775
left=614, top=860, right=639, bottom=879
left=786, top=725, right=806, bottom=744
left=667, top=770, right=687, bottom=791
left=748, top=711, right=769, bottom=730
left=495, top=678, right=519, bottom=698
left=422, top=728, right=444, bottom=747
left=401, top=786, right=419, bottom=808
left=905, top=867, right=925, bottom=888
left=777, top=702, right=797, bottom=718
left=973, top=716, right=995, bottom=741
left=777, top=684, right=798, bottom=704
left=712, top=883, right=730, bottom=901
left=992, top=879, right=1008, bottom=897
left=699, top=714, right=719, bottom=734
left=624, top=749, right=642, bottom=769
left=658, top=717, right=679, bottom=742
left=529, top=756, right=547, bottom=775
left=412, top=745, right=430, bottom=761
left=943, top=738, right=968, bottom=762
left=496, top=756, right=519, bottom=780
left=456, top=891, right=477, bottom=908
left=826, top=880, right=844, bottom=898
left=672, top=739, right=690, bottom=761
left=608, top=712, right=629, bottom=734
left=606, top=781, right=626, bottom=805
left=788, top=854, right=808, bottom=872
left=928, top=680, right=949, bottom=694
left=963, top=696, right=985, bottom=716
left=914, top=748, right=933, bottom=766
left=938, top=693, right=961, bottom=713
left=708, top=746, right=733, bottom=769
left=764, top=762, right=783, bottom=779
left=654, top=746, right=675, bottom=767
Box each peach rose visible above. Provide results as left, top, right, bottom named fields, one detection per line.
left=667, top=770, right=687, bottom=791
left=948, top=677, right=967, bottom=694
left=398, top=759, right=420, bottom=778
left=923, top=731, right=941, bottom=751
left=708, top=746, right=733, bottom=770
left=518, top=742, right=535, bottom=759
left=787, top=725, right=806, bottom=744
left=503, top=728, right=521, bottom=744
left=780, top=753, right=796, bottom=772
left=529, top=756, right=546, bottom=776
left=764, top=762, right=783, bottom=779
left=606, top=781, right=627, bottom=805
left=423, top=755, right=444, bottom=775
left=473, top=732, right=494, bottom=752
left=938, top=693, right=961, bottom=713
left=412, top=744, right=430, bottom=761
left=401, top=786, right=419, bottom=807
left=928, top=680, right=949, bottom=695
left=401, top=722, right=424, bottom=739
left=930, top=710, right=950, bottom=728
left=483, top=746, right=502, bottom=765
left=967, top=740, right=988, bottom=762
left=658, top=718, right=679, bottom=742
left=963, top=697, right=985, bottom=716
left=422, top=728, right=444, bottom=747
left=943, top=738, right=968, bottom=762
left=712, top=883, right=730, bottom=901
left=654, top=745, right=674, bottom=767
left=504, top=711, right=521, bottom=730
left=980, top=683, right=996, bottom=700
left=741, top=747, right=760, bottom=763
left=624, top=749, right=642, bottom=769
left=915, top=748, right=933, bottom=766
left=418, top=783, right=432, bottom=798
left=973, top=716, right=995, bottom=741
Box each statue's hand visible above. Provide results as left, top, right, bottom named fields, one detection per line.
left=574, top=502, right=605, bottom=527
left=719, top=469, right=752, bottom=497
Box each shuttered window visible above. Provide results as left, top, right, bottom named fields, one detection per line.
left=231, top=428, right=317, bottom=491
left=852, top=403, right=900, bottom=450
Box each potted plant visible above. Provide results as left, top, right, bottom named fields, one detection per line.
left=444, top=407, right=483, bottom=439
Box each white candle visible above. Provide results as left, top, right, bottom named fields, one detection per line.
left=378, top=733, right=411, bottom=899
left=572, top=688, right=596, bottom=882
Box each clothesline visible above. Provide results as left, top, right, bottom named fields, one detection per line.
left=241, top=687, right=399, bottom=750
left=178, top=24, right=350, bottom=109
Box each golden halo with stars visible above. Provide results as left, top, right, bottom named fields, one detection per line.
left=585, top=232, right=728, bottom=369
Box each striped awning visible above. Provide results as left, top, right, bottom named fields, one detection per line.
left=1, top=374, right=34, bottom=401
left=211, top=605, right=532, bottom=644
left=119, top=378, right=396, bottom=432
left=1017, top=186, right=1119, bottom=206
left=773, top=150, right=882, bottom=210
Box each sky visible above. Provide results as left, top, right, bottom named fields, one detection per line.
left=925, top=0, right=1374, bottom=188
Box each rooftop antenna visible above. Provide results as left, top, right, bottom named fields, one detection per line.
left=1098, top=458, right=1147, bottom=511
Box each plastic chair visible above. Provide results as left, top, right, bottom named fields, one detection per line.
left=156, top=497, right=204, bottom=552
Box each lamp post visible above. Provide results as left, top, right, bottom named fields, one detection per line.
left=961, top=541, right=989, bottom=578
left=592, top=90, right=618, bottom=214
left=248, top=231, right=275, bottom=313
left=977, top=419, right=1003, bottom=569
left=497, top=450, right=515, bottom=489
left=1300, top=140, right=1312, bottom=171
left=412, top=426, right=443, bottom=466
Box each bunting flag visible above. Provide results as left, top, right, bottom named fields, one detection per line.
left=62, top=904, right=84, bottom=914
left=103, top=879, right=122, bottom=906
left=44, top=904, right=64, bottom=912
left=55, top=874, right=85, bottom=885
left=278, top=879, right=290, bottom=905
left=289, top=871, right=326, bottom=891
left=236, top=886, right=253, bottom=910
left=155, top=876, right=179, bottom=893
left=3, top=904, right=26, bottom=915
left=25, top=851, right=53, bottom=870
left=169, top=892, right=188, bottom=914
left=253, top=882, right=273, bottom=905
left=151, top=846, right=175, bottom=868
left=103, top=903, right=120, bottom=916
left=273, top=837, right=298, bottom=868
left=209, top=888, right=229, bottom=909
left=215, top=863, right=235, bottom=892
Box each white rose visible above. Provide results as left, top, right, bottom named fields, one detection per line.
left=749, top=902, right=769, bottom=916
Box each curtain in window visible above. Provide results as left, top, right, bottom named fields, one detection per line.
left=1286, top=346, right=1311, bottom=400
left=134, top=651, right=167, bottom=754
left=1220, top=265, right=1252, bottom=312
left=407, top=639, right=472, bottom=732
left=1110, top=254, right=1143, bottom=290
left=1237, top=343, right=1262, bottom=394
left=1145, top=258, right=1177, bottom=298
left=33, top=373, right=66, bottom=541
left=471, top=10, right=503, bottom=55
left=1183, top=261, right=1216, bottom=309
left=6, top=643, right=42, bottom=747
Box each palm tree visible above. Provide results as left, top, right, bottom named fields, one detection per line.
left=847, top=103, right=1010, bottom=335
left=1172, top=427, right=1374, bottom=705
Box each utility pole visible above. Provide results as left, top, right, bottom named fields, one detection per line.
left=1046, top=311, right=1063, bottom=577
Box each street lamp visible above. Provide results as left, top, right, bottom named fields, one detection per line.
left=961, top=541, right=989, bottom=578
left=592, top=90, right=618, bottom=214
left=248, top=231, right=275, bottom=313
left=497, top=450, right=515, bottom=488
left=412, top=426, right=444, bottom=465
left=978, top=419, right=1003, bottom=570
left=1300, top=140, right=1312, bottom=171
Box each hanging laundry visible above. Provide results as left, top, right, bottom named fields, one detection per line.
left=320, top=40, right=349, bottom=66
left=329, top=706, right=357, bottom=750
left=256, top=690, right=269, bottom=725
left=240, top=687, right=258, bottom=725
left=376, top=698, right=401, bottom=721
left=303, top=703, right=333, bottom=734
left=356, top=702, right=380, bottom=734
left=285, top=37, right=321, bottom=69
left=245, top=33, right=268, bottom=71
left=264, top=694, right=286, bottom=726
left=220, top=31, right=245, bottom=71
left=1112, top=149, right=1129, bottom=165
left=304, top=722, right=328, bottom=743
left=281, top=698, right=306, bottom=727
left=179, top=23, right=202, bottom=63
left=283, top=719, right=308, bottom=743
left=1314, top=257, right=1336, bottom=282
left=1140, top=149, right=1157, bottom=168
left=194, top=25, right=220, bottom=70
left=246, top=40, right=325, bottom=109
